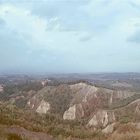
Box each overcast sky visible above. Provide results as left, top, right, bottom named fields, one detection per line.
left=0, top=0, right=140, bottom=74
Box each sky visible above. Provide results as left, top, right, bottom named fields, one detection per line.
left=0, top=0, right=140, bottom=74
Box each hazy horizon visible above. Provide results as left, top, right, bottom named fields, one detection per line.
left=0, top=0, right=140, bottom=73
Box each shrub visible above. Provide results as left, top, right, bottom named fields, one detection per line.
left=7, top=133, right=23, bottom=140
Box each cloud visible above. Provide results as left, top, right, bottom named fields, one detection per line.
left=128, top=31, right=140, bottom=43
left=0, top=4, right=53, bottom=49
left=126, top=17, right=140, bottom=44
left=129, top=1, right=140, bottom=10
left=0, top=0, right=140, bottom=73
left=0, top=18, right=5, bottom=26
left=78, top=32, right=93, bottom=42
left=84, top=0, right=117, bottom=17
left=129, top=0, right=140, bottom=7
left=20, top=0, right=92, bottom=32
left=0, top=4, right=55, bottom=72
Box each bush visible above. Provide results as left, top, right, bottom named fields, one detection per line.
left=7, top=133, right=23, bottom=140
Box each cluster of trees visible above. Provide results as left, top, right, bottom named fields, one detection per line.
left=109, top=94, right=140, bottom=110
left=0, top=81, right=43, bottom=101
left=43, top=85, right=73, bottom=115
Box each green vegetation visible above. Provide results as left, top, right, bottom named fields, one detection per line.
left=119, top=116, right=133, bottom=124
left=0, top=130, right=28, bottom=140
left=1, top=79, right=140, bottom=140
left=0, top=81, right=42, bottom=101
left=14, top=98, right=28, bottom=108
left=42, top=85, right=73, bottom=115
left=7, top=133, right=25, bottom=140
left=0, top=103, right=101, bottom=139
left=109, top=94, right=140, bottom=110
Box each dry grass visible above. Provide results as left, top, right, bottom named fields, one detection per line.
left=107, top=132, right=140, bottom=140
left=115, top=123, right=137, bottom=134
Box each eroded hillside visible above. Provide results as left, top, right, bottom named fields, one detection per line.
left=1, top=75, right=140, bottom=140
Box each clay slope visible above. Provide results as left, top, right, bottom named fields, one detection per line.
left=24, top=82, right=140, bottom=128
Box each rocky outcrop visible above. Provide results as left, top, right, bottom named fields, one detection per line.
left=26, top=82, right=140, bottom=128
left=102, top=123, right=116, bottom=134
left=70, top=83, right=98, bottom=104
left=27, top=96, right=40, bottom=109
left=88, top=110, right=115, bottom=128
left=36, top=100, right=50, bottom=114
left=64, top=83, right=103, bottom=120
left=0, top=85, right=3, bottom=92
left=63, top=82, right=138, bottom=123
left=63, top=104, right=84, bottom=120
left=63, top=105, right=76, bottom=120
left=27, top=96, right=50, bottom=114
left=135, top=122, right=140, bottom=130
